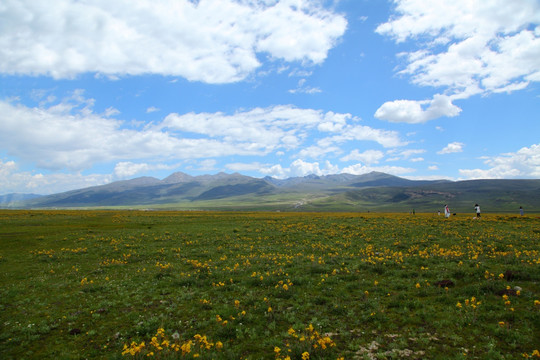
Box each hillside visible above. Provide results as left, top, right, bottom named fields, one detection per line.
left=303, top=179, right=540, bottom=213
left=0, top=193, right=42, bottom=207
left=8, top=172, right=540, bottom=212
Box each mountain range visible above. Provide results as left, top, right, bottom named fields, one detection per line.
left=2, top=171, right=540, bottom=213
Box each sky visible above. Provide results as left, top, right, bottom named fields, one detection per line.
left=1, top=0, right=540, bottom=195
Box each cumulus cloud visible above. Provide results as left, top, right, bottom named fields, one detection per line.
left=375, top=94, right=461, bottom=123
left=257, top=159, right=414, bottom=179
left=0, top=95, right=404, bottom=174
left=297, top=145, right=342, bottom=159
left=340, top=150, right=384, bottom=164
left=0, top=96, right=262, bottom=171
left=0, top=0, right=347, bottom=83
left=437, top=142, right=464, bottom=154
left=459, top=144, right=540, bottom=179
left=321, top=124, right=405, bottom=148
left=376, top=0, right=540, bottom=122
left=163, top=105, right=403, bottom=154
left=0, top=159, right=111, bottom=194
left=113, top=162, right=178, bottom=178
left=260, top=159, right=339, bottom=178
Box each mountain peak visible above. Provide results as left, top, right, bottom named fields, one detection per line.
left=162, top=172, right=194, bottom=184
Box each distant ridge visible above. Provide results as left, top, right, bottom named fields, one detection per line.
left=6, top=171, right=540, bottom=212
left=0, top=193, right=42, bottom=207
left=162, top=172, right=194, bottom=184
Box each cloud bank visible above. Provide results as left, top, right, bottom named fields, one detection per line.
left=0, top=0, right=347, bottom=83
left=0, top=94, right=403, bottom=174
left=375, top=0, right=540, bottom=123
left=459, top=144, right=540, bottom=179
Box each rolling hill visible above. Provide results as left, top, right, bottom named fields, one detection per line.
left=6, top=171, right=540, bottom=213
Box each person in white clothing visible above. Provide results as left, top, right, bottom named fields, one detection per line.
left=474, top=204, right=481, bottom=219
left=444, top=204, right=450, bottom=218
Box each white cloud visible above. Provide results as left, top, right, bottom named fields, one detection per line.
left=0, top=159, right=111, bottom=194
left=260, top=159, right=339, bottom=178
left=197, top=159, right=218, bottom=171
left=0, top=95, right=404, bottom=174
left=342, top=164, right=415, bottom=176
left=388, top=148, right=426, bottom=160
left=0, top=96, right=265, bottom=171
left=259, top=159, right=415, bottom=179
left=226, top=162, right=267, bottom=173
left=113, top=162, right=177, bottom=178
left=428, top=165, right=439, bottom=171
left=340, top=150, right=384, bottom=164
left=374, top=94, right=461, bottom=123
left=297, top=145, right=341, bottom=159
left=323, top=124, right=406, bottom=148
left=146, top=106, right=160, bottom=113
left=437, top=142, right=464, bottom=154
left=289, top=79, right=323, bottom=94
left=163, top=105, right=325, bottom=152
left=459, top=144, right=540, bottom=179
left=376, top=0, right=540, bottom=121
left=289, top=159, right=325, bottom=177
left=163, top=105, right=403, bottom=154
left=104, top=107, right=120, bottom=117
left=0, top=0, right=347, bottom=83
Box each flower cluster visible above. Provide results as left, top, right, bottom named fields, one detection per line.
left=522, top=349, right=540, bottom=358
left=276, top=279, right=293, bottom=291
left=30, top=249, right=55, bottom=258
left=80, top=277, right=93, bottom=286
left=122, top=328, right=223, bottom=357
left=61, top=247, right=88, bottom=253
left=274, top=323, right=339, bottom=360
left=457, top=296, right=481, bottom=310
left=101, top=254, right=130, bottom=266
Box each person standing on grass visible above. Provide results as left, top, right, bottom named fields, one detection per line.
left=474, top=204, right=481, bottom=219
left=444, top=204, right=450, bottom=218
left=519, top=206, right=524, bottom=216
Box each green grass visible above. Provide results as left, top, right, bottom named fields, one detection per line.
left=1, top=210, right=539, bottom=359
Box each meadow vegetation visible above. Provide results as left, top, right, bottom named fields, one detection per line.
left=0, top=210, right=539, bottom=359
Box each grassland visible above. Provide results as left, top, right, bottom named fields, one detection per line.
left=0, top=210, right=539, bottom=359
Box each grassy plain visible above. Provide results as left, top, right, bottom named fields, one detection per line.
left=0, top=210, right=539, bottom=359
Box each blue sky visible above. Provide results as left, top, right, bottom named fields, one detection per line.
left=1, top=0, right=539, bottom=195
